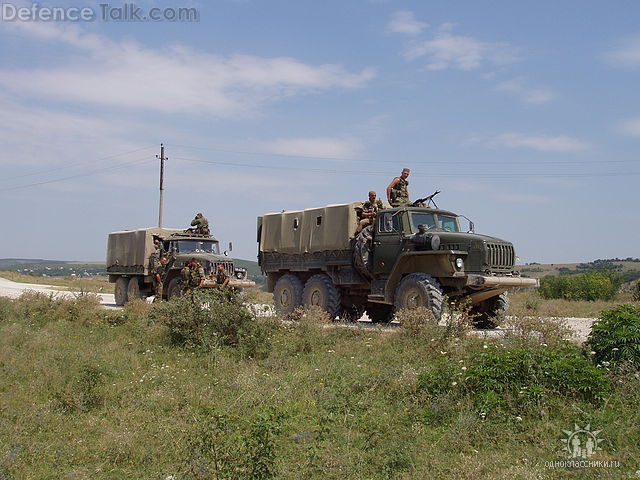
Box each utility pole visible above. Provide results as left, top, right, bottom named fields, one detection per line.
left=156, top=143, right=167, bottom=228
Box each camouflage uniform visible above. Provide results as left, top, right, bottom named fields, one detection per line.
left=190, top=215, right=210, bottom=235
left=215, top=268, right=229, bottom=286
left=182, top=262, right=205, bottom=295
left=152, top=262, right=166, bottom=302
left=390, top=177, right=410, bottom=207
left=356, top=198, right=384, bottom=234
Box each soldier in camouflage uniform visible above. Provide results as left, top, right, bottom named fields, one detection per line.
left=152, top=256, right=169, bottom=303
left=189, top=213, right=210, bottom=236
left=181, top=258, right=205, bottom=296
left=355, top=190, right=384, bottom=234
left=387, top=167, right=411, bottom=207
left=214, top=263, right=230, bottom=287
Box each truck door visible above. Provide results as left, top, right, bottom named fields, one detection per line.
left=372, top=212, right=404, bottom=276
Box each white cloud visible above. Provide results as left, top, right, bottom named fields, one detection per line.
left=495, top=77, right=556, bottom=104
left=616, top=117, right=640, bottom=137
left=404, top=24, right=520, bottom=71
left=388, top=11, right=428, bottom=36
left=257, top=137, right=363, bottom=160
left=486, top=133, right=589, bottom=152
left=0, top=22, right=376, bottom=116
left=603, top=35, right=640, bottom=68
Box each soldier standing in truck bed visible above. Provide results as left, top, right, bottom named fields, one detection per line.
left=355, top=190, right=384, bottom=234
left=387, top=168, right=411, bottom=207
left=190, top=213, right=210, bottom=235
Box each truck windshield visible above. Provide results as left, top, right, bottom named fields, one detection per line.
left=410, top=212, right=460, bottom=232
left=177, top=240, right=220, bottom=254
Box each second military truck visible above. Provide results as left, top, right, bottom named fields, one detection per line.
left=107, top=227, right=254, bottom=305
left=257, top=202, right=537, bottom=323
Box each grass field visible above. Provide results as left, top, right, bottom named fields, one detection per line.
left=0, top=292, right=638, bottom=479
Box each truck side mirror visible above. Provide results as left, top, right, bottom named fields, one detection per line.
left=468, top=221, right=475, bottom=233
left=228, top=242, right=233, bottom=252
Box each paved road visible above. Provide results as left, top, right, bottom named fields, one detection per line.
left=0, top=277, right=597, bottom=342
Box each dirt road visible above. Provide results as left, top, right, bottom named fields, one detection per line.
left=0, top=277, right=597, bottom=342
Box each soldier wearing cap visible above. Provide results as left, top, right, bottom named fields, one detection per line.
left=387, top=168, right=411, bottom=207
left=152, top=255, right=169, bottom=302
left=355, top=190, right=384, bottom=234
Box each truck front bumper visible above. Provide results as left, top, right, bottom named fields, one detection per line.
left=201, top=279, right=257, bottom=289
left=466, top=275, right=539, bottom=288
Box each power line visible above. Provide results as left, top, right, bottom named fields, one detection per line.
left=171, top=155, right=640, bottom=179
left=0, top=156, right=156, bottom=193
left=0, top=145, right=157, bottom=183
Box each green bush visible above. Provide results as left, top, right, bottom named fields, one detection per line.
left=464, top=345, right=610, bottom=406
left=587, top=304, right=640, bottom=368
left=539, top=271, right=622, bottom=301
left=633, top=280, right=640, bottom=302
left=150, top=289, right=275, bottom=357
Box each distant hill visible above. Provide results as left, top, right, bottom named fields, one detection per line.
left=0, top=258, right=66, bottom=269
left=520, top=259, right=640, bottom=283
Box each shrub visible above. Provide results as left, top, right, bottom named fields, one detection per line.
left=633, top=280, right=640, bottom=302
left=150, top=289, right=274, bottom=357
left=464, top=345, right=610, bottom=406
left=12, top=291, right=101, bottom=326
left=539, top=271, right=622, bottom=301
left=587, top=304, right=640, bottom=368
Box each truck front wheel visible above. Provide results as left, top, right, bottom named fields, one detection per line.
left=394, top=273, right=445, bottom=320
left=167, top=277, right=183, bottom=301
left=273, top=274, right=304, bottom=315
left=114, top=277, right=129, bottom=306
left=472, top=292, right=509, bottom=329
left=302, top=274, right=341, bottom=319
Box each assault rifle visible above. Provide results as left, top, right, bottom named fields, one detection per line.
left=411, top=190, right=441, bottom=208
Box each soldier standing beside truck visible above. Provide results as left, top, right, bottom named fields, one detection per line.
left=182, top=258, right=206, bottom=296
left=152, top=256, right=169, bottom=302
left=387, top=168, right=411, bottom=207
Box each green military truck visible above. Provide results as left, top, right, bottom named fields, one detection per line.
left=257, top=202, right=537, bottom=324
left=106, top=227, right=254, bottom=305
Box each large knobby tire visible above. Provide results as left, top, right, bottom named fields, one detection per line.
left=114, top=277, right=129, bottom=306
left=365, top=302, right=394, bottom=323
left=302, top=274, right=342, bottom=319
left=273, top=274, right=304, bottom=315
left=167, top=277, right=182, bottom=301
left=127, top=277, right=143, bottom=302
left=394, top=273, right=445, bottom=320
left=473, top=292, right=509, bottom=329
left=352, top=225, right=374, bottom=280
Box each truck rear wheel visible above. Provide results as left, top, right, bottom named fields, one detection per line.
left=394, top=273, right=445, bottom=320
left=472, top=292, right=509, bottom=329
left=127, top=277, right=143, bottom=302
left=302, top=274, right=341, bottom=319
left=114, top=277, right=129, bottom=306
left=273, top=274, right=304, bottom=315
left=167, top=277, right=183, bottom=301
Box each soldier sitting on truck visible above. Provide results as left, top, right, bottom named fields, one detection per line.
left=152, top=256, right=169, bottom=303
left=186, top=213, right=210, bottom=236
left=387, top=167, right=411, bottom=207
left=355, top=190, right=384, bottom=234
left=181, top=257, right=205, bottom=296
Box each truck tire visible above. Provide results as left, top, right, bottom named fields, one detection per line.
left=273, top=274, right=304, bottom=315
left=394, top=273, right=445, bottom=320
left=127, top=277, right=143, bottom=302
left=365, top=302, right=393, bottom=323
left=472, top=292, right=509, bottom=329
left=114, top=277, right=129, bottom=306
left=352, top=225, right=374, bottom=280
left=302, top=274, right=341, bottom=319
left=167, top=277, right=183, bottom=301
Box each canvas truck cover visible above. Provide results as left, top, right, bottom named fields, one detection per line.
left=260, top=203, right=363, bottom=254
left=106, top=227, right=182, bottom=274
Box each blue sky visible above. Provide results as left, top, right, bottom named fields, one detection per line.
left=0, top=0, right=638, bottom=264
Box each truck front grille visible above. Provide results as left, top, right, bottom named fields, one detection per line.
left=487, top=243, right=514, bottom=269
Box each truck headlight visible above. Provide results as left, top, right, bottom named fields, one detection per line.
left=235, top=268, right=247, bottom=280
left=455, top=257, right=464, bottom=270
